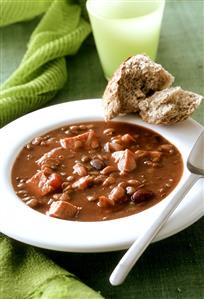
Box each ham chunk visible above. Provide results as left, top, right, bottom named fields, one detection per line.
left=60, top=130, right=99, bottom=150
left=72, top=175, right=93, bottom=190
left=48, top=201, right=80, bottom=219
left=97, top=196, right=115, bottom=208
left=112, top=149, right=136, bottom=174
left=104, top=141, right=124, bottom=152
left=73, top=163, right=87, bottom=176
left=36, top=147, right=64, bottom=174
left=36, top=147, right=64, bottom=166
left=26, top=171, right=63, bottom=197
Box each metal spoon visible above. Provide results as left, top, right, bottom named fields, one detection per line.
left=110, top=130, right=204, bottom=286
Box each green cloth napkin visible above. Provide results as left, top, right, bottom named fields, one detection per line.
left=0, top=0, right=91, bottom=127
left=0, top=2, right=103, bottom=298
left=0, top=235, right=104, bottom=299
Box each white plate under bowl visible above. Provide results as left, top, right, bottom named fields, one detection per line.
left=0, top=99, right=203, bottom=252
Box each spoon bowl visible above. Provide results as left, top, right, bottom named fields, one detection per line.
left=187, top=131, right=204, bottom=175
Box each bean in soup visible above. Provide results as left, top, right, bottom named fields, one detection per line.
left=12, top=121, right=183, bottom=221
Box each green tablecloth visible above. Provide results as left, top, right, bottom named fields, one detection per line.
left=0, top=0, right=203, bottom=298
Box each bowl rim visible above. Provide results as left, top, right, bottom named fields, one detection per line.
left=0, top=99, right=203, bottom=252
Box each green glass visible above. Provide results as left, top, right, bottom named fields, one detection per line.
left=87, top=0, right=166, bottom=79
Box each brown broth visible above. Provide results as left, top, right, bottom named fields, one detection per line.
left=12, top=121, right=183, bottom=221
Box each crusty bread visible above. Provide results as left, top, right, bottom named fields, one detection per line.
left=103, top=54, right=174, bottom=120
left=139, top=87, right=203, bottom=125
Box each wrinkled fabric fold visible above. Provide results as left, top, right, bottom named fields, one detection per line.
left=0, top=0, right=91, bottom=127
left=0, top=0, right=52, bottom=27
left=0, top=235, right=104, bottom=299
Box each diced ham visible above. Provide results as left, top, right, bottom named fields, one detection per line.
left=72, top=175, right=93, bottom=190
left=104, top=142, right=123, bottom=152
left=26, top=171, right=63, bottom=197
left=48, top=173, right=63, bottom=189
left=48, top=200, right=80, bottom=219
left=97, top=196, right=115, bottom=208
left=112, top=149, right=137, bottom=174
left=73, top=163, right=87, bottom=176
left=60, top=130, right=99, bottom=150
left=36, top=147, right=64, bottom=166
left=112, top=150, right=124, bottom=161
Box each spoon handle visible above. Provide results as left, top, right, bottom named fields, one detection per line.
left=109, top=173, right=200, bottom=286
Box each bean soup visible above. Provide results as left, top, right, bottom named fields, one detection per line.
left=12, top=121, right=183, bottom=221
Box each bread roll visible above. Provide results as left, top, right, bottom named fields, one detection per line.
left=103, top=54, right=174, bottom=120
left=139, top=87, right=203, bottom=125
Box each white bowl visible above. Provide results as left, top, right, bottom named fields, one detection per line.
left=0, top=99, right=203, bottom=252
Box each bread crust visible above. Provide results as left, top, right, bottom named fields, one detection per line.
left=139, top=87, right=203, bottom=124
left=103, top=54, right=174, bottom=120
